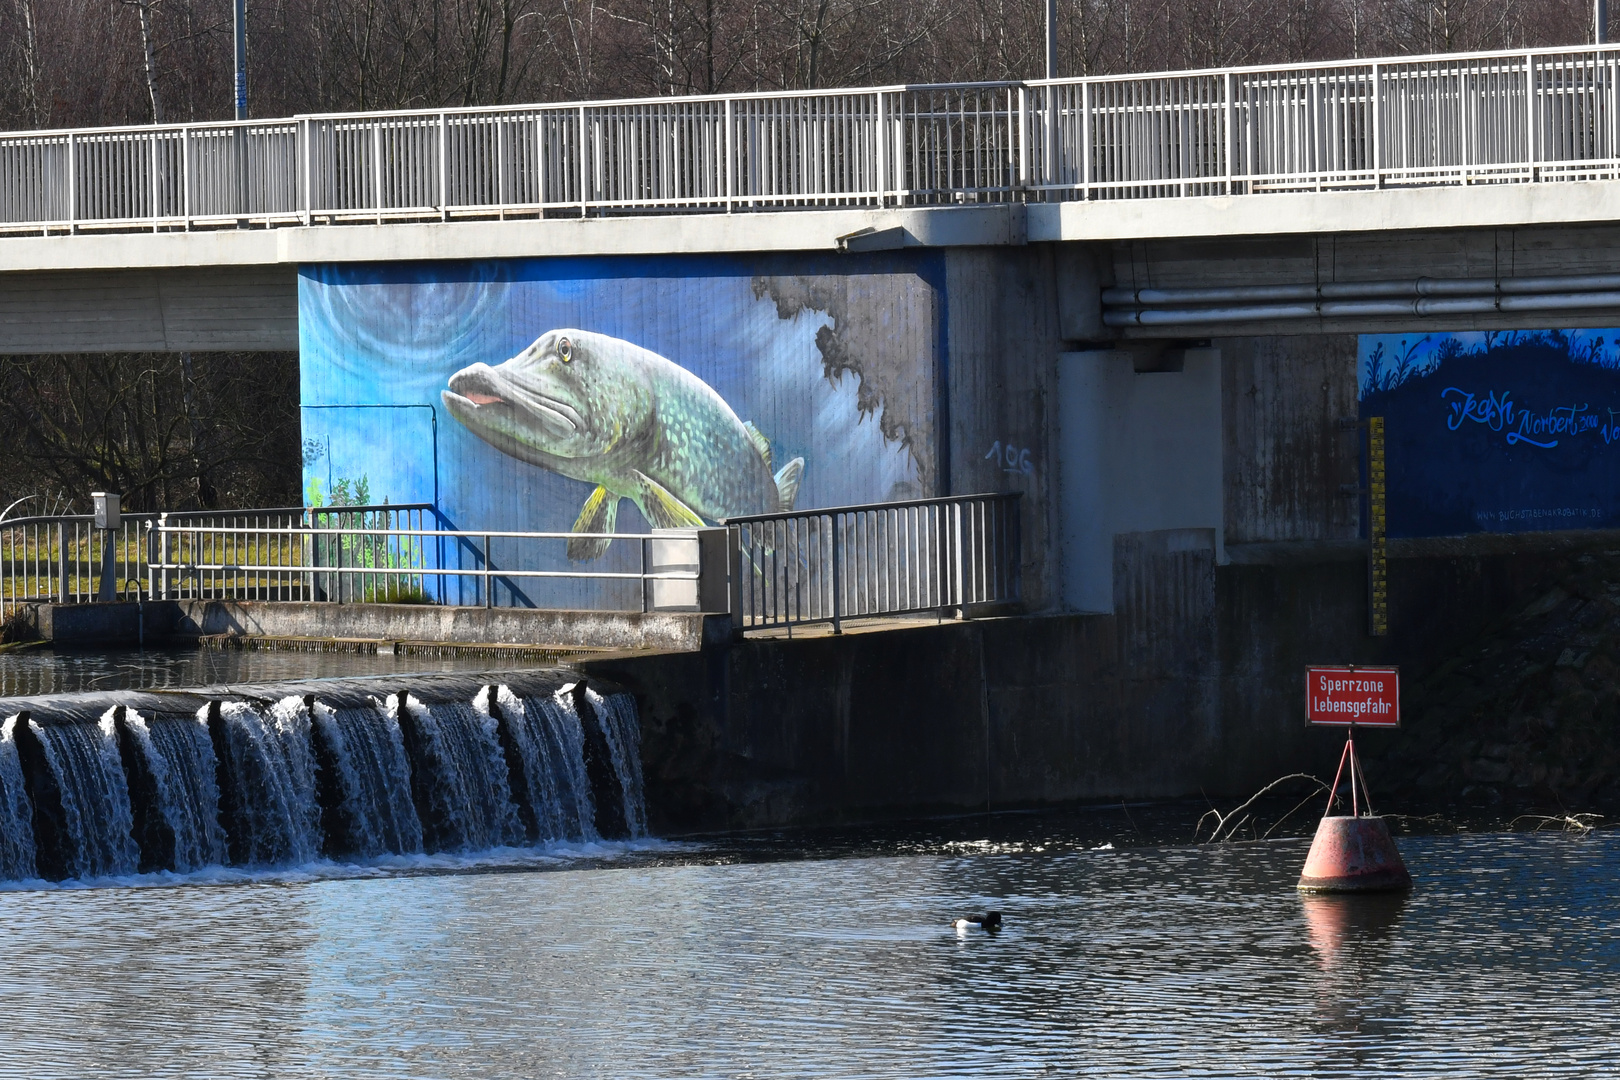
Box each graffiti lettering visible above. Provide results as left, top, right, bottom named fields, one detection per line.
left=984, top=441, right=1034, bottom=476
left=1441, top=387, right=1601, bottom=449
left=1442, top=387, right=1513, bottom=432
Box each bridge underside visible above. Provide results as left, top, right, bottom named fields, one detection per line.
left=8, top=194, right=1620, bottom=351
left=0, top=266, right=295, bottom=354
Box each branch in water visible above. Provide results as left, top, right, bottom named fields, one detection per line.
left=1198, top=773, right=1329, bottom=844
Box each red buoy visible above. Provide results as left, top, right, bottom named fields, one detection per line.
left=1297, top=814, right=1411, bottom=892
left=1297, top=727, right=1412, bottom=893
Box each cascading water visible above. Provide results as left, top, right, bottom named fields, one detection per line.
left=589, top=689, right=647, bottom=839
left=119, top=710, right=228, bottom=873
left=0, top=716, right=37, bottom=880
left=491, top=686, right=598, bottom=842
left=210, top=699, right=322, bottom=867
left=310, top=700, right=423, bottom=857
left=399, top=697, right=523, bottom=852
left=23, top=713, right=140, bottom=880
left=0, top=673, right=647, bottom=883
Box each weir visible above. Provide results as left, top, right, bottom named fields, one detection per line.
left=0, top=671, right=645, bottom=882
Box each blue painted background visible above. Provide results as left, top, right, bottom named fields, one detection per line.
left=299, top=253, right=943, bottom=606
left=1358, top=330, right=1620, bottom=538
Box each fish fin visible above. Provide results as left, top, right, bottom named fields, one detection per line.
left=631, top=470, right=706, bottom=529
left=743, top=421, right=773, bottom=470
left=774, top=457, right=805, bottom=511
left=567, top=485, right=619, bottom=562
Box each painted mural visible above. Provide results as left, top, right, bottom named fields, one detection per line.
left=1358, top=329, right=1620, bottom=538
left=299, top=253, right=943, bottom=606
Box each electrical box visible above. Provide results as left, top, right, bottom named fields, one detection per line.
left=91, top=492, right=121, bottom=530
left=647, top=528, right=729, bottom=612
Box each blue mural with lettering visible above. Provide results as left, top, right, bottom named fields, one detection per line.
left=1358, top=330, right=1620, bottom=538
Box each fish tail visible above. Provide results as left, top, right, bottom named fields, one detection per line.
left=774, top=458, right=805, bottom=511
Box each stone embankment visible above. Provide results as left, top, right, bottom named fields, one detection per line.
left=1371, top=550, right=1620, bottom=816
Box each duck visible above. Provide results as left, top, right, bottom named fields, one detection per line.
left=951, top=911, right=1003, bottom=931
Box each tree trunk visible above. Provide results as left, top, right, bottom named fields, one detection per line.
left=131, top=0, right=166, bottom=124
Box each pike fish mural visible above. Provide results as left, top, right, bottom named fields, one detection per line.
left=442, top=329, right=805, bottom=560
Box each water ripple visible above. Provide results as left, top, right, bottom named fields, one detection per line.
left=0, top=831, right=1614, bottom=1077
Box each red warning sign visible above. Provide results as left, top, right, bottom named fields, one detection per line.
left=1306, top=666, right=1400, bottom=727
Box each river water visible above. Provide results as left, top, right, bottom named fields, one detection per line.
left=0, top=645, right=533, bottom=696
left=0, top=813, right=1613, bottom=1078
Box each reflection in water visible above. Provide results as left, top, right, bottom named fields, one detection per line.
left=0, top=647, right=545, bottom=697
left=1302, top=892, right=1409, bottom=972
left=0, top=829, right=1615, bottom=1078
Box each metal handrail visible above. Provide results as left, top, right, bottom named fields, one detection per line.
left=9, top=43, right=1620, bottom=234
left=146, top=515, right=696, bottom=610
left=727, top=492, right=1021, bottom=633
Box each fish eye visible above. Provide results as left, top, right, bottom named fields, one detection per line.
left=558, top=337, right=572, bottom=363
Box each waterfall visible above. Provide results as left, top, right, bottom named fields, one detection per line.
left=589, top=689, right=648, bottom=839
left=24, top=713, right=140, bottom=880
left=399, top=697, right=522, bottom=853
left=119, top=710, right=227, bottom=873
left=210, top=699, right=321, bottom=867
left=0, top=673, right=647, bottom=882
left=310, top=700, right=422, bottom=858
left=493, top=686, right=598, bottom=842
left=0, top=717, right=36, bottom=880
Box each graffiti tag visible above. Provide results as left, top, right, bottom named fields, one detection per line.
left=985, top=442, right=1034, bottom=475
left=1441, top=387, right=1610, bottom=449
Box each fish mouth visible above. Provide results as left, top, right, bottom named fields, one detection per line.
left=446, top=364, right=583, bottom=438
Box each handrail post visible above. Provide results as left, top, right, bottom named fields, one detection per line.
left=372, top=122, right=383, bottom=224
left=56, top=521, right=67, bottom=603
left=640, top=536, right=648, bottom=613
left=1017, top=84, right=1030, bottom=194
left=438, top=111, right=448, bottom=221
left=1081, top=80, right=1092, bottom=199
left=66, top=132, right=76, bottom=232
left=1370, top=62, right=1382, bottom=188
left=182, top=125, right=192, bottom=228
left=727, top=525, right=744, bottom=630
left=1526, top=51, right=1538, bottom=177
left=724, top=97, right=735, bottom=211
left=831, top=511, right=843, bottom=634
left=1223, top=71, right=1235, bottom=195
left=578, top=105, right=589, bottom=217
left=1010, top=494, right=1023, bottom=603
left=301, top=118, right=312, bottom=225
left=150, top=132, right=160, bottom=231
left=952, top=500, right=965, bottom=616
left=876, top=90, right=889, bottom=206
left=483, top=533, right=492, bottom=608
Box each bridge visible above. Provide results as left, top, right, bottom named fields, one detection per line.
left=8, top=44, right=1620, bottom=349
left=4, top=44, right=1620, bottom=821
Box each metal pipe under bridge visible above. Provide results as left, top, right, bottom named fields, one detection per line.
left=5, top=43, right=1620, bottom=239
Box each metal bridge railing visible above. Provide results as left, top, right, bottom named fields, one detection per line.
left=0, top=512, right=158, bottom=618
left=0, top=494, right=1020, bottom=630
left=725, top=492, right=1021, bottom=633
left=10, top=44, right=1620, bottom=234
left=146, top=509, right=699, bottom=611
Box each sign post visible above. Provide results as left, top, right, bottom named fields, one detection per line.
left=1298, top=664, right=1411, bottom=893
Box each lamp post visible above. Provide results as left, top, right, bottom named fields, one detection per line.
left=1600, top=0, right=1609, bottom=44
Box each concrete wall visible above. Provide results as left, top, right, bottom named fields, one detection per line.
left=584, top=543, right=1561, bottom=832
left=1055, top=348, right=1224, bottom=611
left=943, top=246, right=1064, bottom=610
left=0, top=266, right=296, bottom=353
left=26, top=599, right=723, bottom=652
